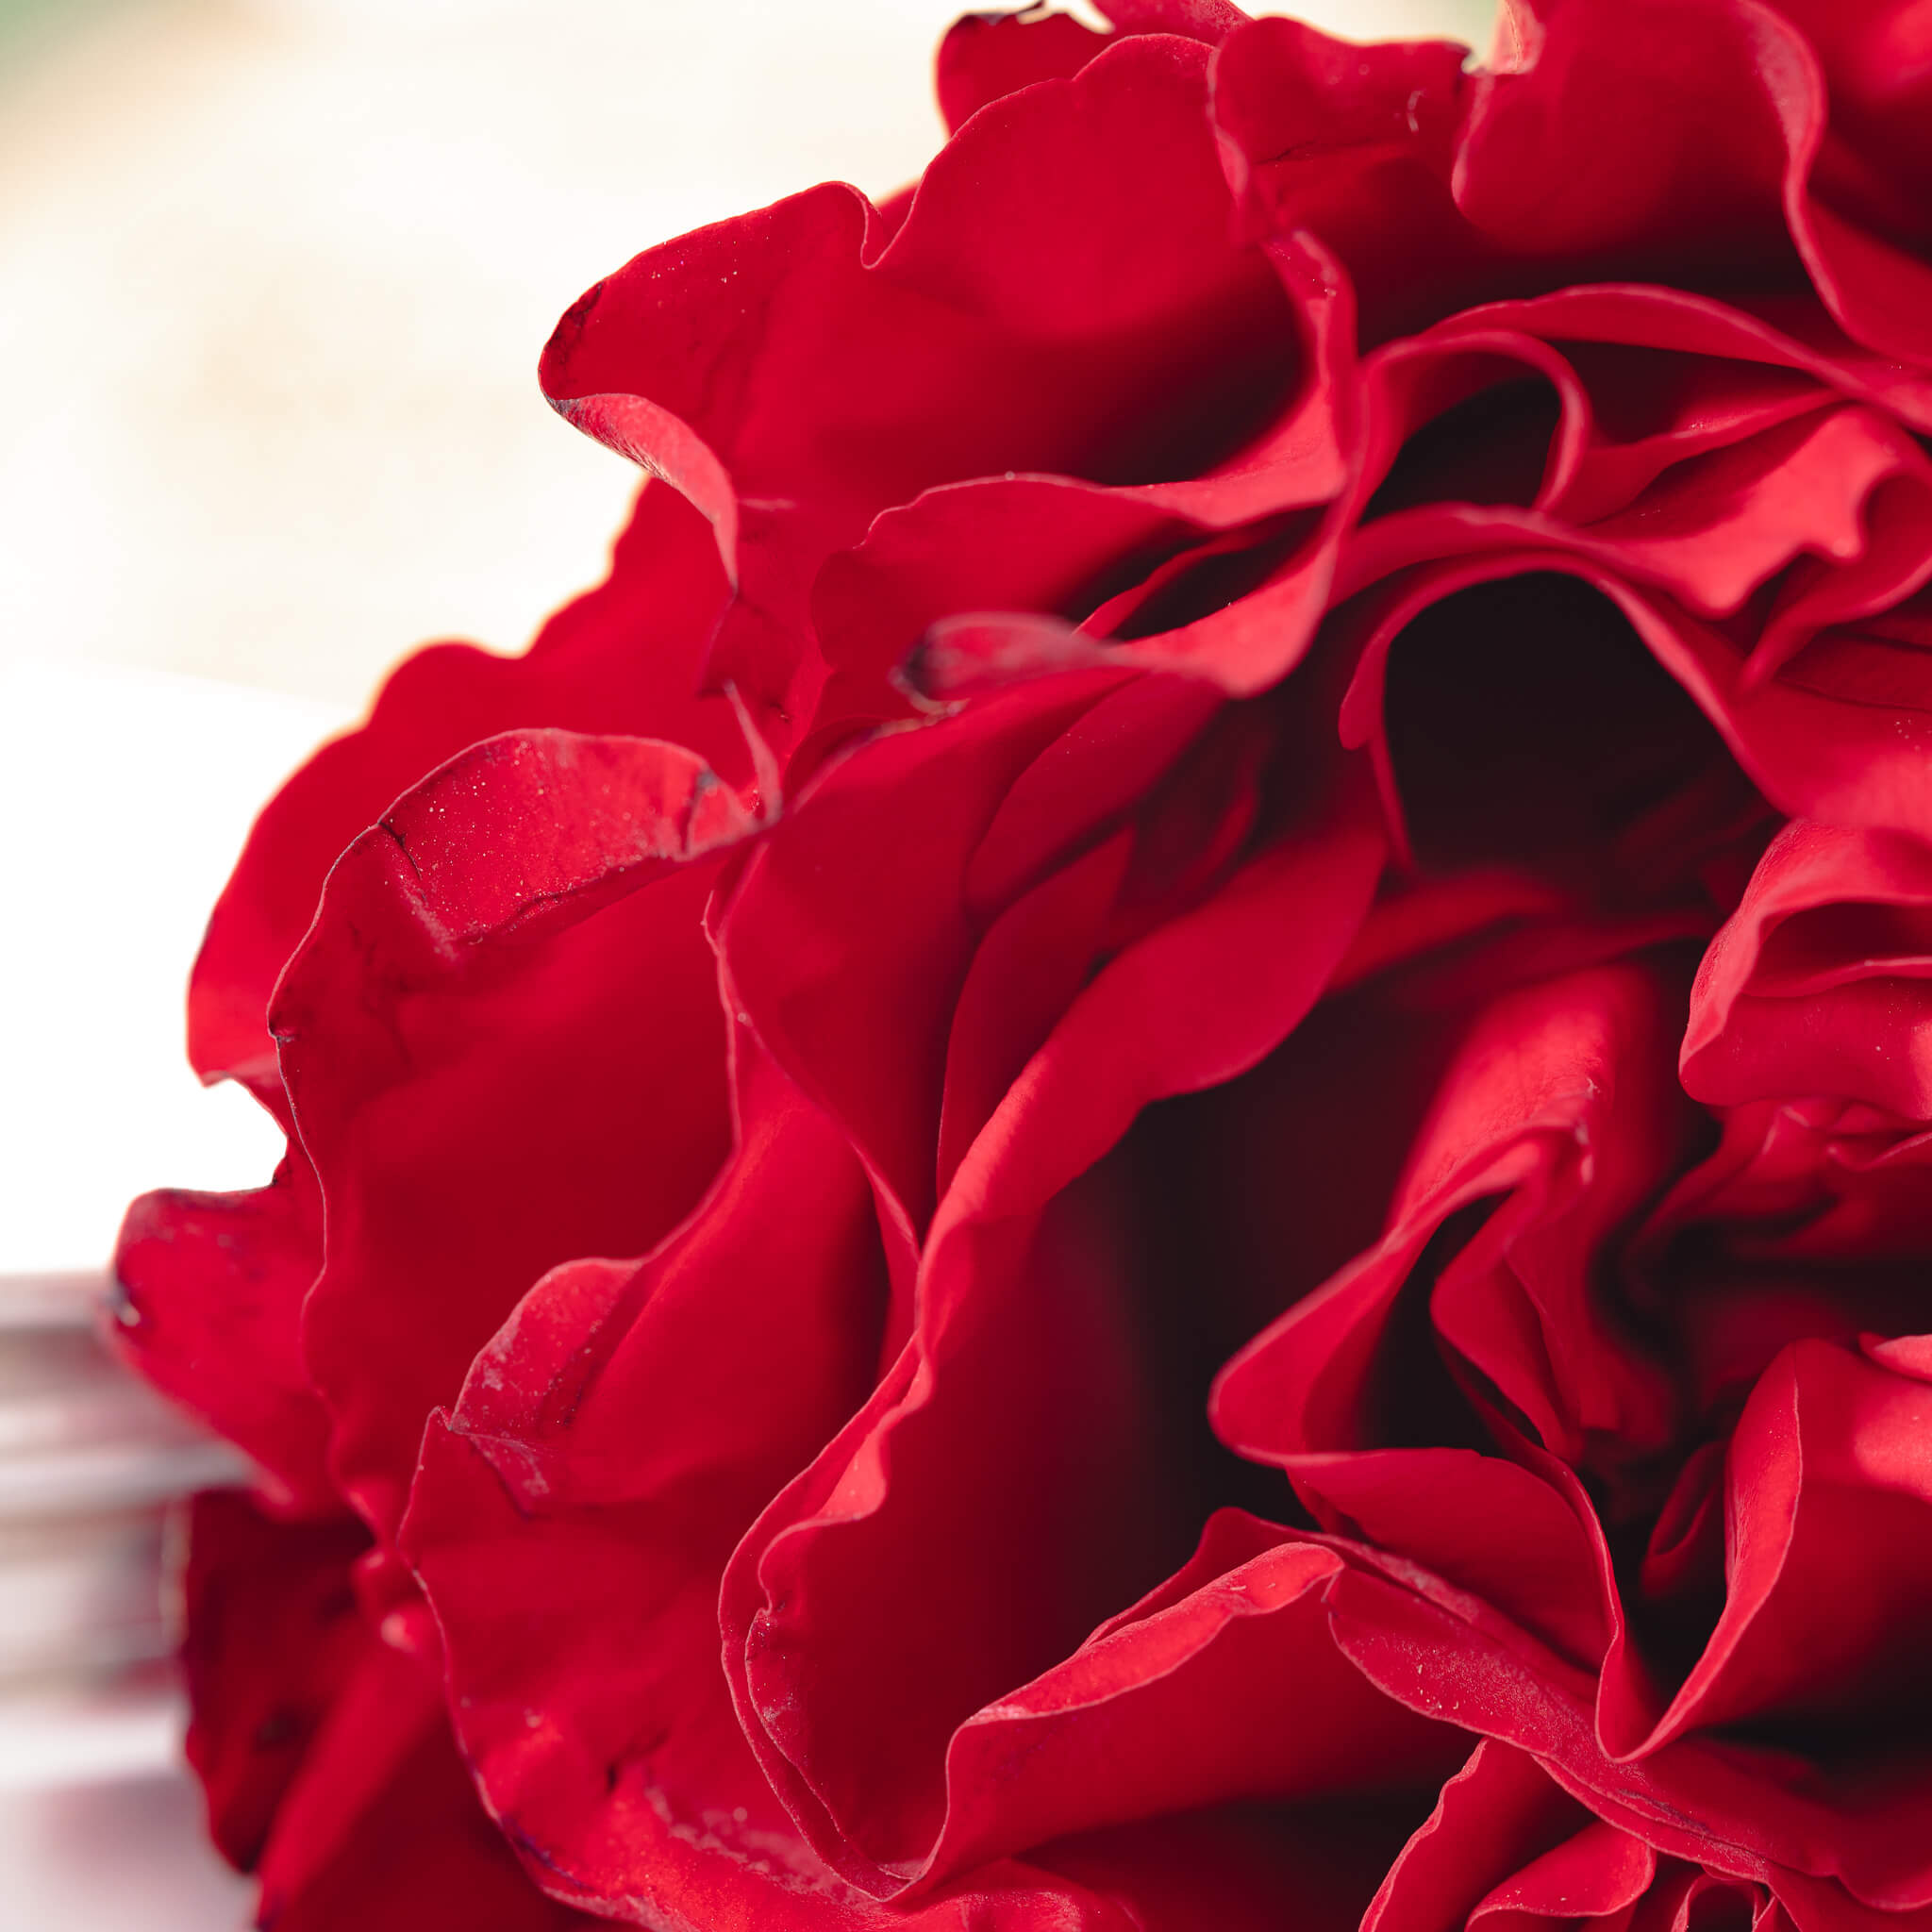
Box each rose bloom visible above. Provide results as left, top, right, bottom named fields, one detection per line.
left=109, top=0, right=1932, bottom=1928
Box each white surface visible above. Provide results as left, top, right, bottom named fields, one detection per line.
left=0, top=0, right=958, bottom=705
left=0, top=1767, right=251, bottom=1932
left=0, top=1680, right=187, bottom=1795
left=0, top=655, right=349, bottom=1274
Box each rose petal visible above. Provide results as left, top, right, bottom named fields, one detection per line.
left=1326, top=1553, right=1932, bottom=1909
left=936, top=829, right=1134, bottom=1201
left=177, top=1491, right=370, bottom=1872
left=275, top=729, right=751, bottom=1541
left=1685, top=821, right=1932, bottom=1116
left=541, top=35, right=1291, bottom=720
left=253, top=1637, right=596, bottom=1932
left=110, top=1159, right=334, bottom=1515
left=1601, top=1340, right=1932, bottom=1758
left=177, top=1491, right=591, bottom=1930
left=922, top=1530, right=1461, bottom=1887
left=935, top=8, right=1109, bottom=136
left=1366, top=1734, right=1688, bottom=1932
left=1457, top=0, right=1932, bottom=365
left=1097, top=0, right=1247, bottom=42
left=1214, top=963, right=1689, bottom=1474
left=401, top=1031, right=889, bottom=1919
left=1211, top=17, right=1483, bottom=344
left=721, top=675, right=1130, bottom=1242
left=1455, top=1, right=1807, bottom=270
left=811, top=480, right=1192, bottom=730
left=1336, top=547, right=1932, bottom=845
left=721, top=763, right=1384, bottom=1889
left=1435, top=286, right=1932, bottom=434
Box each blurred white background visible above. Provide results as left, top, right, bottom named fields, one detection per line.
left=0, top=0, right=1492, bottom=1925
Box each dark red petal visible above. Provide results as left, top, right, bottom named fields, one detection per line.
left=541, top=35, right=1291, bottom=715
left=1745, top=498, right=1932, bottom=695
left=176, top=1492, right=591, bottom=1928
left=1359, top=329, right=1594, bottom=521
left=729, top=1148, right=1224, bottom=1886
left=811, top=479, right=1191, bottom=729
left=254, top=1639, right=596, bottom=1932
left=1363, top=1739, right=1597, bottom=1932
left=1326, top=1555, right=1932, bottom=1910
left=275, top=729, right=750, bottom=1543
left=1455, top=1, right=1806, bottom=268
left=961, top=675, right=1228, bottom=919
left=1643, top=1093, right=1932, bottom=1266
left=943, top=756, right=1386, bottom=1233
left=1337, top=551, right=1932, bottom=844
left=922, top=1532, right=1462, bottom=1887
left=1210, top=17, right=1480, bottom=344
left=1542, top=351, right=1838, bottom=530
left=177, top=1491, right=370, bottom=1872
left=1467, top=1816, right=1657, bottom=1926
left=1788, top=164, right=1932, bottom=368
left=1214, top=964, right=1689, bottom=1475
left=1769, top=0, right=1932, bottom=270
left=720, top=675, right=1134, bottom=1241
left=1433, top=286, right=1932, bottom=433
left=1599, top=1340, right=1932, bottom=1759
left=1779, top=1870, right=1932, bottom=1932
left=1340, top=399, right=1932, bottom=634
left=110, top=1160, right=334, bottom=1515
left=901, top=231, right=1359, bottom=705
left=722, top=772, right=1384, bottom=1890
left=935, top=9, right=1110, bottom=135
left=1304, top=1451, right=1613, bottom=1676
left=1685, top=822, right=1932, bottom=1117
left=935, top=829, right=1134, bottom=1202
left=1096, top=0, right=1248, bottom=42
left=399, top=1033, right=888, bottom=1917
left=1585, top=408, right=1925, bottom=620
left=415, top=1396, right=1435, bottom=1925
left=1024, top=1806, right=1424, bottom=1932
left=1458, top=0, right=1932, bottom=365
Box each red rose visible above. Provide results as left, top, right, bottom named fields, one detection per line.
left=112, top=1, right=1932, bottom=1927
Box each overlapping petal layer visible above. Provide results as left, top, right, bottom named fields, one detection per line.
left=110, top=0, right=1932, bottom=1925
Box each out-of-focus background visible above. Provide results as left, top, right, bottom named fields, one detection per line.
left=0, top=0, right=1493, bottom=1924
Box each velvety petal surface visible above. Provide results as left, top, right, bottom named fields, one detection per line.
left=718, top=681, right=1386, bottom=1890
left=274, top=728, right=753, bottom=1543
left=110, top=1156, right=333, bottom=1515
left=1684, top=821, right=1932, bottom=1117
left=177, top=1491, right=594, bottom=1931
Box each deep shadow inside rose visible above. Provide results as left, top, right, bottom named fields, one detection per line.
left=1116, top=564, right=1932, bottom=1794
left=1751, top=898, right=1932, bottom=995
left=1134, top=985, right=1476, bottom=1403
left=1074, top=316, right=1306, bottom=491
left=1038, top=1793, right=1444, bottom=1932
left=1364, top=376, right=1566, bottom=517
left=1176, top=921, right=1932, bottom=1781
left=1380, top=573, right=1761, bottom=893
left=1617, top=1215, right=1932, bottom=1747
left=1099, top=510, right=1325, bottom=643
left=1118, top=1104, right=1326, bottom=1534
